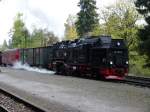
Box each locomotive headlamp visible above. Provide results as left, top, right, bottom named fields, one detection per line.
left=117, top=42, right=120, bottom=46
left=110, top=61, right=113, bottom=65
left=126, top=61, right=129, bottom=64
left=73, top=66, right=77, bottom=70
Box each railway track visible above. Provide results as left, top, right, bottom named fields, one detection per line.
left=123, top=76, right=150, bottom=88
left=0, top=87, right=46, bottom=112
left=0, top=105, right=9, bottom=112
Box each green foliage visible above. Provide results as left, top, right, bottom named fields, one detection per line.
left=7, top=39, right=13, bottom=49
left=100, top=1, right=140, bottom=50
left=129, top=53, right=150, bottom=77
left=0, top=40, right=8, bottom=51
left=45, top=31, right=59, bottom=45
left=64, top=15, right=78, bottom=40
left=10, top=13, right=30, bottom=48
left=30, top=28, right=45, bottom=47
left=30, top=28, right=58, bottom=47
left=135, top=0, right=150, bottom=66
left=75, top=0, right=99, bottom=37
left=91, top=24, right=105, bottom=36
left=8, top=13, right=58, bottom=48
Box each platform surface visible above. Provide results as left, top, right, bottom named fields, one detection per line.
left=0, top=67, right=150, bottom=112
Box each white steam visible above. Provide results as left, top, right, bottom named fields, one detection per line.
left=13, top=61, right=55, bottom=74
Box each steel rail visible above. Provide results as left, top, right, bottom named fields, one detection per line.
left=0, top=105, right=9, bottom=112
left=126, top=76, right=150, bottom=82
left=0, top=88, right=46, bottom=112
left=123, top=76, right=150, bottom=88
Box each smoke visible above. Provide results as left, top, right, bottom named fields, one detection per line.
left=28, top=8, right=54, bottom=28
left=13, top=61, right=55, bottom=74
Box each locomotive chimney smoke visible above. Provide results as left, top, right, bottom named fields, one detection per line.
left=13, top=61, right=55, bottom=74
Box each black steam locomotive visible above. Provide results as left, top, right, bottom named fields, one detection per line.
left=0, top=36, right=129, bottom=80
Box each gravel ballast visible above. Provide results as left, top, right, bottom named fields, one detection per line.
left=0, top=90, right=38, bottom=112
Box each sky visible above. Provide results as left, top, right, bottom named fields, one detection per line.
left=0, top=0, right=117, bottom=45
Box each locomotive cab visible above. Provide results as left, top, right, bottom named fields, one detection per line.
left=99, top=39, right=128, bottom=79
left=88, top=36, right=128, bottom=79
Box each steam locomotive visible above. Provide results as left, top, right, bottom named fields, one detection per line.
left=0, top=36, right=129, bottom=80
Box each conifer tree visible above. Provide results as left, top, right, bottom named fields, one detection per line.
left=1, top=40, right=8, bottom=51
left=75, top=0, right=99, bottom=37
left=135, top=0, right=150, bottom=65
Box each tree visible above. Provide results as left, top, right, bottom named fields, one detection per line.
left=31, top=28, right=58, bottom=47
left=135, top=0, right=150, bottom=65
left=100, top=1, right=140, bottom=50
left=75, top=0, right=99, bottom=37
left=7, top=39, right=13, bottom=49
left=45, top=31, right=59, bottom=45
left=91, top=24, right=105, bottom=36
left=1, top=40, right=8, bottom=51
left=10, top=13, right=30, bottom=48
left=64, top=15, right=78, bottom=40
left=31, top=28, right=45, bottom=47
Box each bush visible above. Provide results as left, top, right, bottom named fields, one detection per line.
left=129, top=54, right=150, bottom=77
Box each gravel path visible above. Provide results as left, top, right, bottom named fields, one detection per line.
left=0, top=67, right=150, bottom=112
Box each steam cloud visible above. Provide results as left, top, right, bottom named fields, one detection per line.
left=13, top=61, right=55, bottom=74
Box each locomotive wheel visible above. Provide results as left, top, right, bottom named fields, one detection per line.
left=59, top=64, right=67, bottom=75
left=95, top=74, right=105, bottom=80
left=74, top=71, right=82, bottom=77
left=3, top=64, right=7, bottom=67
left=66, top=68, right=75, bottom=76
left=55, top=62, right=66, bottom=75
left=65, top=68, right=71, bottom=76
